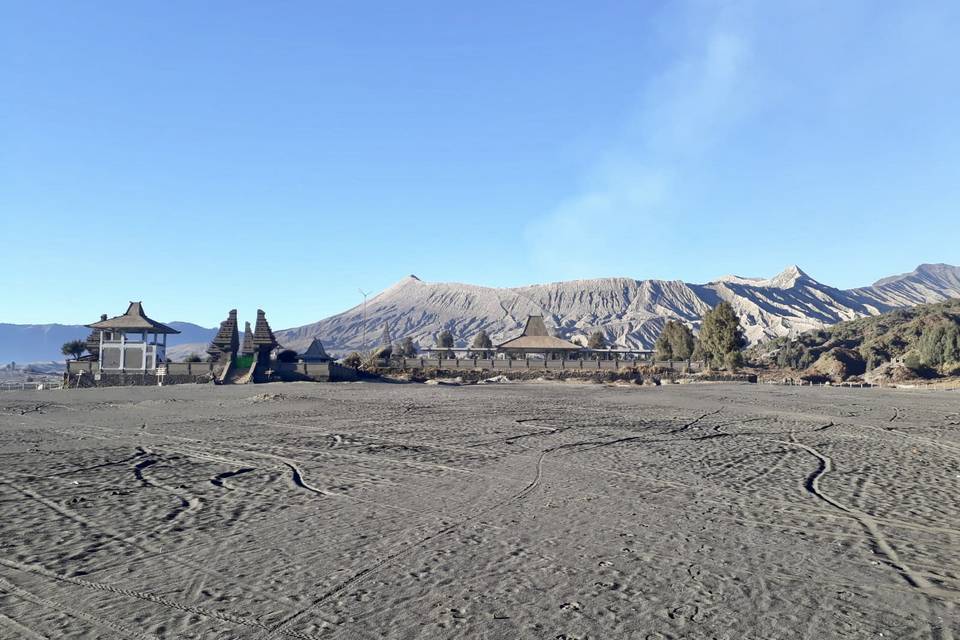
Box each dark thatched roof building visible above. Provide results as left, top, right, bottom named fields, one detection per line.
left=299, top=338, right=332, bottom=363
left=496, top=316, right=582, bottom=358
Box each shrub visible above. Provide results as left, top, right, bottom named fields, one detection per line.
left=277, top=349, right=298, bottom=363
left=61, top=340, right=86, bottom=360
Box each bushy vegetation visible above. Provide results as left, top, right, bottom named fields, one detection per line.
left=185, top=353, right=203, bottom=363
left=587, top=330, right=607, bottom=350
left=755, top=298, right=960, bottom=379
left=342, top=352, right=362, bottom=368
left=654, top=320, right=696, bottom=361
left=396, top=337, right=418, bottom=358
left=277, top=349, right=298, bottom=363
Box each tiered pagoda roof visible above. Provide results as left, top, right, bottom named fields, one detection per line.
left=241, top=322, right=254, bottom=356
left=252, top=309, right=278, bottom=351
left=208, top=309, right=240, bottom=357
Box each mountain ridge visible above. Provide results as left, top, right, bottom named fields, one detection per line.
left=4, top=264, right=959, bottom=361
left=274, top=263, right=960, bottom=354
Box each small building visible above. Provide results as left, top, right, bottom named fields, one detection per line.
left=86, top=302, right=180, bottom=372
left=299, top=338, right=333, bottom=363
left=496, top=315, right=582, bottom=360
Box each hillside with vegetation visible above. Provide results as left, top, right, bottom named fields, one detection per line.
left=752, top=298, right=960, bottom=383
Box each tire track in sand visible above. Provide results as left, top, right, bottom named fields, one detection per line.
left=0, top=559, right=323, bottom=639
left=780, top=433, right=957, bottom=639
left=0, top=574, right=162, bottom=640
left=257, top=441, right=558, bottom=639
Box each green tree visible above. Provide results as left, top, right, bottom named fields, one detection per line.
left=654, top=332, right=673, bottom=361
left=61, top=340, right=86, bottom=361
left=671, top=322, right=696, bottom=360
left=437, top=330, right=454, bottom=358
left=656, top=320, right=696, bottom=361
left=698, top=302, right=745, bottom=370
left=185, top=353, right=203, bottom=363
left=470, top=330, right=493, bottom=358
left=917, top=322, right=960, bottom=369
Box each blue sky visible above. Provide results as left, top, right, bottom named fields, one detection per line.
left=2, top=1, right=959, bottom=328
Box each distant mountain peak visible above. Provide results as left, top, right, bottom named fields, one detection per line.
left=713, top=264, right=811, bottom=289
left=769, top=264, right=811, bottom=288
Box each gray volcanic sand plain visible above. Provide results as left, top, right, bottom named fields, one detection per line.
left=1, top=382, right=959, bottom=639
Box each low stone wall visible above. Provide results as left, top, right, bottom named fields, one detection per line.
left=165, top=362, right=217, bottom=376
left=274, top=362, right=360, bottom=382
left=71, top=373, right=212, bottom=387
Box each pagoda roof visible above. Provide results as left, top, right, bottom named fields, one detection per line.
left=496, top=315, right=581, bottom=351
left=240, top=321, right=254, bottom=356
left=86, top=302, right=180, bottom=334
left=208, top=309, right=239, bottom=355
left=300, top=338, right=331, bottom=360
left=252, top=309, right=278, bottom=349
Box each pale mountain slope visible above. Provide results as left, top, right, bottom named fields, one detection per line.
left=275, top=264, right=960, bottom=355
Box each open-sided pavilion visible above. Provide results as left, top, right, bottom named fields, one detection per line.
left=86, top=302, right=180, bottom=372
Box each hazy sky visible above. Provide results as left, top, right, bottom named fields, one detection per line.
left=3, top=1, right=959, bottom=327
